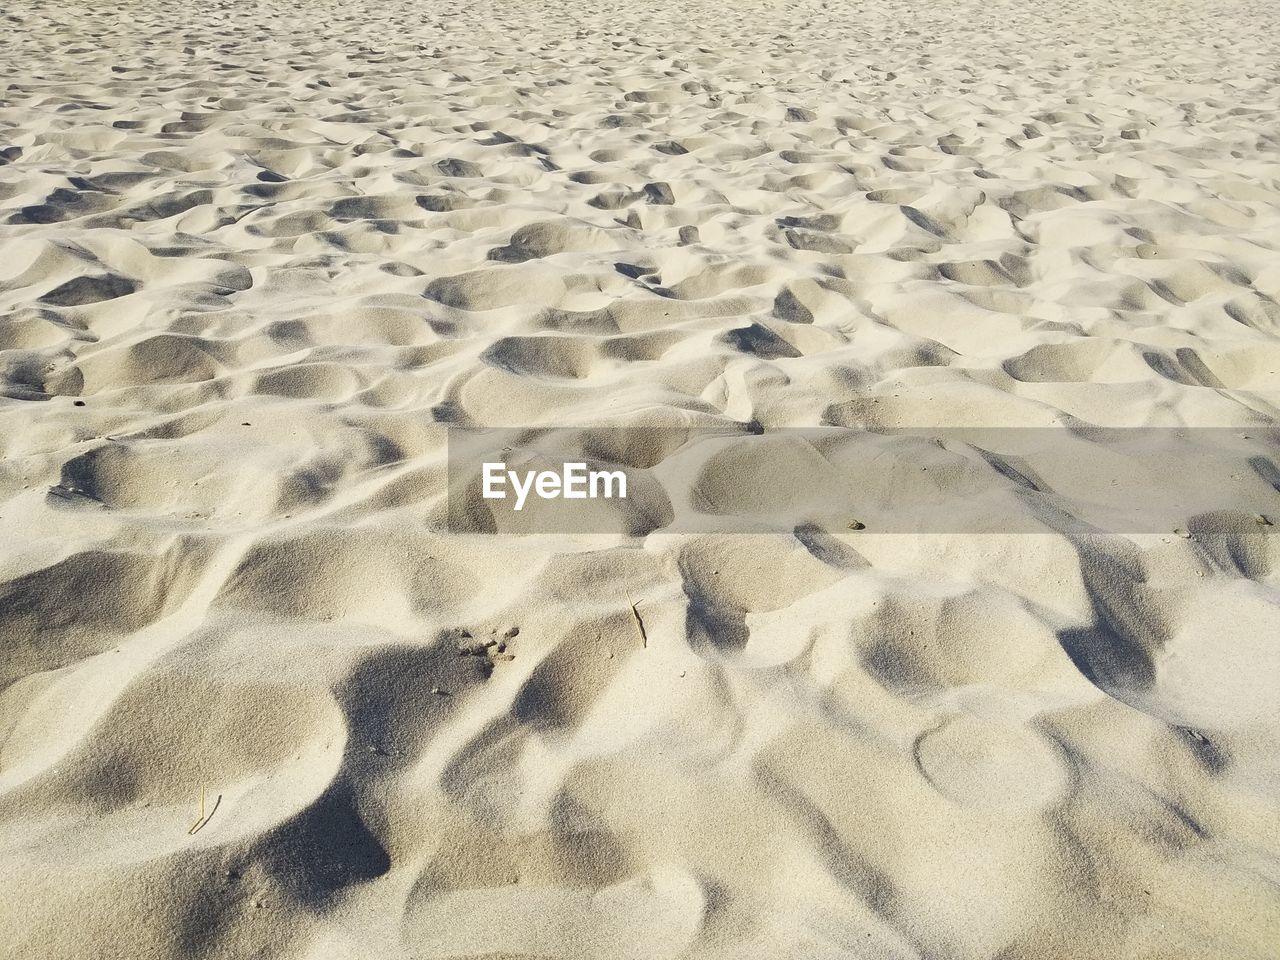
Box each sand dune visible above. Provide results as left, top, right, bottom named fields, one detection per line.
left=2, top=0, right=1280, bottom=956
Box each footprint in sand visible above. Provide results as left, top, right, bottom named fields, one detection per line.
left=913, top=711, right=1070, bottom=814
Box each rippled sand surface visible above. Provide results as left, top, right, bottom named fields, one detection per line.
left=2, top=0, right=1279, bottom=957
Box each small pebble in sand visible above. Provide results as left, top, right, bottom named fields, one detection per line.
left=1175, top=527, right=1192, bottom=538
left=848, top=520, right=866, bottom=531
left=1255, top=514, right=1272, bottom=526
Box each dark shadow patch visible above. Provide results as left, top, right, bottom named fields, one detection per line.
left=435, top=158, right=482, bottom=178
left=1174, top=347, right=1226, bottom=388
left=39, top=274, right=136, bottom=306
left=722, top=323, right=800, bottom=359
left=794, top=523, right=868, bottom=570
left=773, top=287, right=814, bottom=324
left=613, top=261, right=653, bottom=280
left=1055, top=543, right=1161, bottom=698
left=643, top=182, right=675, bottom=205
left=255, top=782, right=391, bottom=906
left=783, top=229, right=852, bottom=254
left=901, top=205, right=949, bottom=238
left=1142, top=350, right=1195, bottom=385
left=1248, top=455, right=1280, bottom=494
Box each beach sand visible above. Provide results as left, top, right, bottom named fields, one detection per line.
left=2, top=0, right=1279, bottom=956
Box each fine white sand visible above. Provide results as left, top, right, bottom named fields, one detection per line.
left=2, top=0, right=1280, bottom=956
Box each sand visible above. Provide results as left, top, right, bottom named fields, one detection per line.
left=2, top=0, right=1280, bottom=956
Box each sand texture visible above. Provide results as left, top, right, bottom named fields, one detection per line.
left=2, top=0, right=1280, bottom=956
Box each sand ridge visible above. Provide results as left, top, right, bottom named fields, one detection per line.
left=2, top=0, right=1280, bottom=957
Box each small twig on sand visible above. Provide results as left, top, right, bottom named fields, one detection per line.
left=188, top=786, right=222, bottom=835
left=626, top=592, right=648, bottom=649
